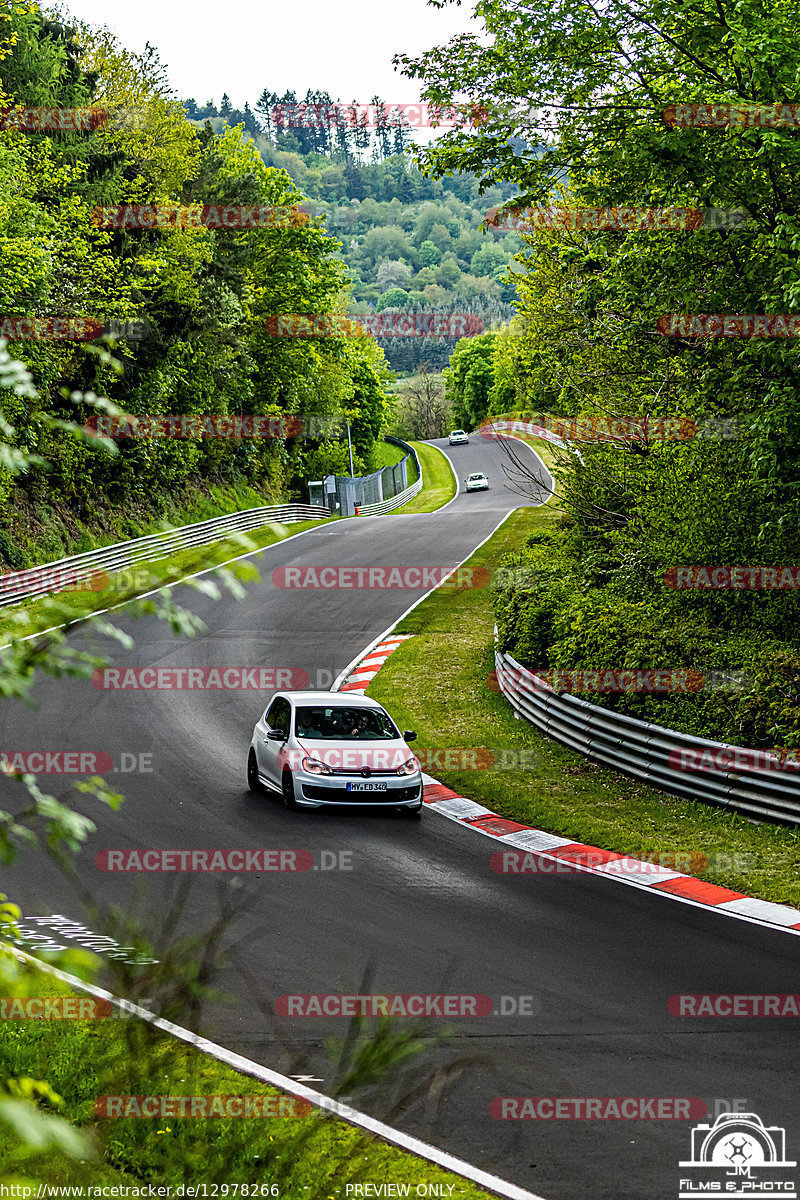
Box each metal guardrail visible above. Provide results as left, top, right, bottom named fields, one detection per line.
left=355, top=477, right=423, bottom=515
left=355, top=437, right=423, bottom=515
left=0, top=503, right=330, bottom=609
left=494, top=642, right=800, bottom=826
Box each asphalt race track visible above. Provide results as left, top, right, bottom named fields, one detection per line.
left=1, top=434, right=799, bottom=1199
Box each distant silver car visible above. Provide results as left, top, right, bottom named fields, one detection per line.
left=247, top=691, right=423, bottom=813
left=464, top=471, right=489, bottom=492
left=449, top=429, right=469, bottom=445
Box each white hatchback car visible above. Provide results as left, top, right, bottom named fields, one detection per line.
left=464, top=471, right=489, bottom=492
left=247, top=691, right=423, bottom=813
left=449, top=429, right=469, bottom=445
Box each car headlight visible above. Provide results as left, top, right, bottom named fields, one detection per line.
left=302, top=756, right=333, bottom=776
left=398, top=756, right=419, bottom=776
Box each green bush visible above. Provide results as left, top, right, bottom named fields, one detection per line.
left=493, top=529, right=800, bottom=749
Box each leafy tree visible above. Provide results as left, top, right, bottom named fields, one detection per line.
left=470, top=243, right=509, bottom=277
left=397, top=0, right=800, bottom=741
left=443, top=333, right=498, bottom=429
left=393, top=365, right=450, bottom=439
left=421, top=283, right=447, bottom=306
left=377, top=287, right=410, bottom=311
left=418, top=239, right=442, bottom=267
left=376, top=259, right=412, bottom=290
left=436, top=256, right=461, bottom=288
left=426, top=221, right=453, bottom=253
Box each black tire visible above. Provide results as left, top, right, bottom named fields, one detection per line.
left=281, top=768, right=301, bottom=811
left=247, top=750, right=263, bottom=793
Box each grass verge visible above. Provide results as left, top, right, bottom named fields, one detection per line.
left=372, top=440, right=408, bottom=471
left=0, top=962, right=498, bottom=1197
left=391, top=443, right=456, bottom=515
left=368, top=505, right=800, bottom=907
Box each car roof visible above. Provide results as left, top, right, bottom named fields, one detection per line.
left=276, top=691, right=384, bottom=708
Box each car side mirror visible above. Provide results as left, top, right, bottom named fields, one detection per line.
left=403, top=730, right=417, bottom=742
left=267, top=728, right=287, bottom=741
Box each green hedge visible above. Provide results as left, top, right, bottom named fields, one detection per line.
left=493, top=529, right=800, bottom=749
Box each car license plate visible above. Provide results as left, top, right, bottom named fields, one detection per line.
left=346, top=782, right=388, bottom=792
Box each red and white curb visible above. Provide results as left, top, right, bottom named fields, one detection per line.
left=338, top=635, right=414, bottom=693
left=420, top=777, right=800, bottom=934
left=340, top=641, right=800, bottom=938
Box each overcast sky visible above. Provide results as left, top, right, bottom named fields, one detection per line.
left=55, top=0, right=481, bottom=115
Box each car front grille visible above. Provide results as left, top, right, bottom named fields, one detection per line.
left=301, top=783, right=422, bottom=802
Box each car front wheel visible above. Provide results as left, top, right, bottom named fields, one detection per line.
left=281, top=768, right=301, bottom=811
left=247, top=750, right=263, bottom=793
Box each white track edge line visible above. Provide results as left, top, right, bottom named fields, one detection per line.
left=429, top=444, right=460, bottom=513
left=423, top=797, right=800, bottom=937
left=5, top=946, right=547, bottom=1200
left=332, top=508, right=516, bottom=691
left=7, top=515, right=360, bottom=646
left=7, top=438, right=463, bottom=647
left=3, top=453, right=551, bottom=1196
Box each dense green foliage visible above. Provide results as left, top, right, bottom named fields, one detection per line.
left=0, top=7, right=393, bottom=564
left=400, top=0, right=800, bottom=748
left=182, top=95, right=522, bottom=368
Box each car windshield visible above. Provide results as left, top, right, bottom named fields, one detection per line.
left=468, top=474, right=484, bottom=480
left=295, top=706, right=399, bottom=740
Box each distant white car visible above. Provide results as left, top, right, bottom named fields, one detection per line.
left=449, top=429, right=469, bottom=445
left=247, top=691, right=423, bottom=814
left=464, top=472, right=489, bottom=492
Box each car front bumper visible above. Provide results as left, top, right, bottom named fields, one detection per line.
left=296, top=775, right=423, bottom=808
